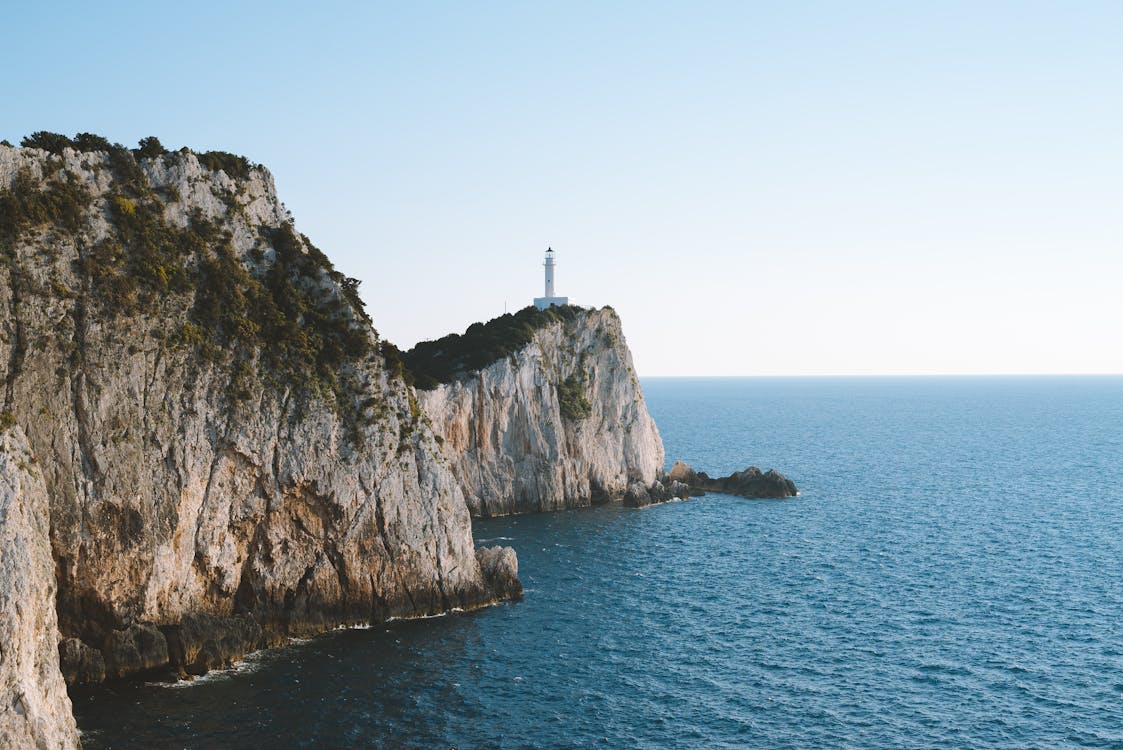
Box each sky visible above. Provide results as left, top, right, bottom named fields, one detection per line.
left=3, top=1, right=1121, bottom=375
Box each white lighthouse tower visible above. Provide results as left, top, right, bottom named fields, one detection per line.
left=533, top=247, right=569, bottom=310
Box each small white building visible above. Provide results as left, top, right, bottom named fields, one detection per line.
left=533, top=247, right=569, bottom=310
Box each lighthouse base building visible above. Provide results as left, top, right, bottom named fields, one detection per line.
left=533, top=246, right=569, bottom=310
left=533, top=294, right=569, bottom=310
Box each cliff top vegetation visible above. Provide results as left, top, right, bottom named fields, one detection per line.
left=14, top=131, right=255, bottom=180
left=402, top=305, right=585, bottom=389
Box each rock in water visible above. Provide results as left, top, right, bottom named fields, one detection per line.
left=664, top=480, right=693, bottom=500
left=672, top=461, right=798, bottom=499
left=0, top=427, right=81, bottom=749
left=667, top=460, right=697, bottom=484
left=623, top=480, right=653, bottom=508
left=715, top=467, right=798, bottom=498
left=475, top=547, right=522, bottom=600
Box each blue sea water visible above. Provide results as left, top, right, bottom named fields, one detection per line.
left=72, top=376, right=1123, bottom=748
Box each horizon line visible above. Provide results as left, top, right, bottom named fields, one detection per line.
left=638, top=372, right=1123, bottom=379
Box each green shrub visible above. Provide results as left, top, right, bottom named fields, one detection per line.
left=379, top=341, right=413, bottom=385
left=172, top=220, right=373, bottom=418
left=113, top=196, right=136, bottom=215
left=73, top=133, right=114, bottom=153
left=20, top=131, right=125, bottom=156
left=78, top=239, right=137, bottom=312
left=171, top=322, right=206, bottom=349
left=20, top=132, right=153, bottom=194
left=104, top=146, right=149, bottom=194
left=402, top=305, right=582, bottom=388
left=339, top=276, right=368, bottom=321
left=20, top=131, right=74, bottom=154
left=197, top=150, right=252, bottom=180
left=135, top=136, right=167, bottom=159
left=556, top=372, right=592, bottom=421
left=300, top=232, right=371, bottom=325
left=0, top=168, right=91, bottom=243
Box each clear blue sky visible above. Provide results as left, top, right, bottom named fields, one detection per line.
left=5, top=1, right=1121, bottom=375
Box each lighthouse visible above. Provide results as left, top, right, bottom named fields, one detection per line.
left=533, top=247, right=569, bottom=310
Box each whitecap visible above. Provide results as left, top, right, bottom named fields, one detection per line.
left=147, top=651, right=268, bottom=689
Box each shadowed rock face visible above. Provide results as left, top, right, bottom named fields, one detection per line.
left=418, top=307, right=666, bottom=517
left=668, top=460, right=798, bottom=499
left=102, top=623, right=170, bottom=679
left=162, top=613, right=263, bottom=677
left=58, top=639, right=105, bottom=685
left=0, top=141, right=521, bottom=746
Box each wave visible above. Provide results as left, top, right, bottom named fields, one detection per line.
left=146, top=650, right=270, bottom=689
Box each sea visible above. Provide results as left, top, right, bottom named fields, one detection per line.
left=71, top=376, right=1123, bottom=749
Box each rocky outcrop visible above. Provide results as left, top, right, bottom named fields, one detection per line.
left=666, top=460, right=697, bottom=484
left=622, top=478, right=693, bottom=508
left=100, top=623, right=170, bottom=680
left=57, top=640, right=104, bottom=685
left=0, top=136, right=520, bottom=737
left=475, top=546, right=521, bottom=600
left=162, top=613, right=263, bottom=677
left=669, top=460, right=798, bottom=498
left=0, top=427, right=81, bottom=749
left=417, top=307, right=666, bottom=516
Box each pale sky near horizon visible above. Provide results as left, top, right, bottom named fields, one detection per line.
left=4, top=2, right=1121, bottom=375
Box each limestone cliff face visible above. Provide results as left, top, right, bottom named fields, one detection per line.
left=0, top=427, right=80, bottom=749
left=0, top=139, right=517, bottom=746
left=418, top=307, right=664, bottom=516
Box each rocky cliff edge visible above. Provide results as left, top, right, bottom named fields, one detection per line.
left=416, top=306, right=667, bottom=516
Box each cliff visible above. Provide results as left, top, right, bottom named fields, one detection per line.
left=0, top=136, right=517, bottom=748
left=0, top=427, right=80, bottom=749
left=414, top=306, right=666, bottom=516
